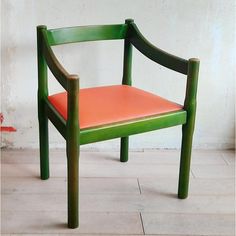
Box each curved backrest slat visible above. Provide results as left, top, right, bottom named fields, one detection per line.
left=47, top=24, right=128, bottom=46
left=42, top=29, right=69, bottom=90
left=128, top=23, right=188, bottom=75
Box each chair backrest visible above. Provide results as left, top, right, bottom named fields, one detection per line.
left=46, top=24, right=128, bottom=46
left=43, top=20, right=188, bottom=75
left=37, top=19, right=189, bottom=93
left=38, top=23, right=130, bottom=91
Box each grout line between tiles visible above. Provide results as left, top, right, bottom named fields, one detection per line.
left=139, top=212, right=234, bottom=216
left=139, top=212, right=145, bottom=235
left=221, top=153, right=231, bottom=165
left=2, top=161, right=232, bottom=166
left=190, top=169, right=196, bottom=178
left=2, top=191, right=235, bottom=196
left=2, top=210, right=234, bottom=216
left=137, top=178, right=142, bottom=194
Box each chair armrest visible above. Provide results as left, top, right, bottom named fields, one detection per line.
left=38, top=26, right=79, bottom=91
left=128, top=23, right=188, bottom=75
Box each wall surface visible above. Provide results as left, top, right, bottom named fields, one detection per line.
left=1, top=0, right=235, bottom=150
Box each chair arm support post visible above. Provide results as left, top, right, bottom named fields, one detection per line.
left=66, top=74, right=80, bottom=228
left=178, top=58, right=200, bottom=198
left=184, top=58, right=200, bottom=114
left=66, top=75, right=79, bottom=138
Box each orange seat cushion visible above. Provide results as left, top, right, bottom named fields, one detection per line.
left=48, top=85, right=183, bottom=129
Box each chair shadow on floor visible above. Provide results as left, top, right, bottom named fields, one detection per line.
left=54, top=223, right=68, bottom=229
left=142, top=187, right=177, bottom=198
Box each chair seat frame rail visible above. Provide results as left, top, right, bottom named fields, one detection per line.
left=37, top=19, right=199, bottom=228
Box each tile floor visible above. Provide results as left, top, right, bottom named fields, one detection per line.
left=1, top=149, right=235, bottom=236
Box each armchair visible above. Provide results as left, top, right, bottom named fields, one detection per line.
left=37, top=19, right=199, bottom=228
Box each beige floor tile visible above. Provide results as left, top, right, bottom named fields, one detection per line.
left=1, top=163, right=182, bottom=178
left=1, top=149, right=34, bottom=163
left=1, top=149, right=66, bottom=164
left=1, top=163, right=65, bottom=177
left=141, top=212, right=235, bottom=235
left=59, top=235, right=144, bottom=236
left=191, top=150, right=226, bottom=164
left=2, top=149, right=234, bottom=235
left=80, top=163, right=181, bottom=178
left=78, top=150, right=226, bottom=165
left=11, top=234, right=59, bottom=236
left=9, top=234, right=232, bottom=236
left=2, top=177, right=140, bottom=195
left=10, top=234, right=232, bottom=236
left=222, top=150, right=235, bottom=165
left=1, top=177, right=67, bottom=194
left=140, top=195, right=234, bottom=214
left=1, top=150, right=227, bottom=165
left=139, top=178, right=235, bottom=195
left=192, top=165, right=235, bottom=178
left=1, top=164, right=42, bottom=177
left=1, top=211, right=143, bottom=234
left=0, top=150, right=120, bottom=164
left=2, top=192, right=234, bottom=214
left=134, top=150, right=226, bottom=165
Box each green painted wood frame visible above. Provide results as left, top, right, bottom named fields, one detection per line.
left=37, top=19, right=199, bottom=229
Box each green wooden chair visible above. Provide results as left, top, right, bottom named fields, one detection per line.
left=37, top=19, right=199, bottom=228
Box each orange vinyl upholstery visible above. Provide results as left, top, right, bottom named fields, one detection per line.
left=48, top=85, right=183, bottom=129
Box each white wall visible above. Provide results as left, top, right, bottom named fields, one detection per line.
left=1, top=0, right=235, bottom=150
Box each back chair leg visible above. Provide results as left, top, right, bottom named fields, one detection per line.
left=37, top=25, right=49, bottom=180
left=39, top=111, right=49, bottom=180
left=120, top=136, right=129, bottom=162
left=178, top=122, right=194, bottom=199
left=67, top=142, right=79, bottom=228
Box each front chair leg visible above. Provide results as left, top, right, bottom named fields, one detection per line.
left=178, top=122, right=194, bottom=199
left=67, top=143, right=79, bottom=228
left=178, top=58, right=199, bottom=199
left=66, top=74, right=80, bottom=228
left=120, top=136, right=129, bottom=162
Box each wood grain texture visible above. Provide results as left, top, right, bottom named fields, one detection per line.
left=47, top=24, right=128, bottom=45
left=128, top=23, right=188, bottom=74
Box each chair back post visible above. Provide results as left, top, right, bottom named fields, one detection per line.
left=120, top=19, right=133, bottom=163
left=37, top=25, right=48, bottom=108
left=37, top=25, right=50, bottom=179
left=122, top=19, right=134, bottom=86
